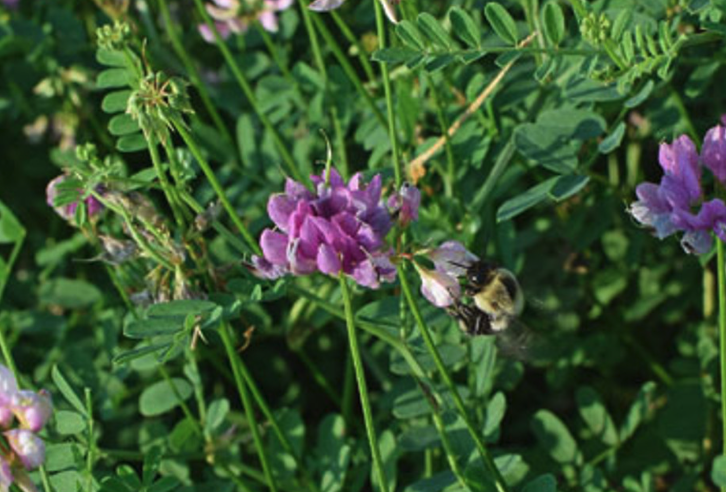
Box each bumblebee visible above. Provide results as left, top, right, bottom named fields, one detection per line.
left=447, top=260, right=524, bottom=336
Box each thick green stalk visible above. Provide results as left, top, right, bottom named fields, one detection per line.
left=373, top=0, right=402, bottom=187
left=339, top=276, right=389, bottom=492
left=192, top=0, right=304, bottom=183
left=156, top=0, right=234, bottom=146
left=718, top=237, right=726, bottom=492
left=397, top=265, right=510, bottom=492
left=219, top=324, right=279, bottom=492
left=171, top=118, right=261, bottom=255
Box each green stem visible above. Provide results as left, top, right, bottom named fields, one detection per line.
left=397, top=265, right=510, bottom=492
left=718, top=237, right=726, bottom=492
left=171, top=118, right=261, bottom=255
left=147, top=134, right=186, bottom=229
left=329, top=11, right=376, bottom=81
left=309, top=13, right=387, bottom=129
left=156, top=0, right=234, bottom=147
left=235, top=357, right=321, bottom=492
left=373, top=0, right=401, bottom=187
left=339, top=276, right=389, bottom=492
left=192, top=0, right=304, bottom=183
left=428, top=75, right=456, bottom=197
left=219, top=323, right=279, bottom=492
left=0, top=325, right=18, bottom=386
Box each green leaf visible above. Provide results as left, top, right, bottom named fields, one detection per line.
left=598, top=122, right=626, bottom=154
left=116, top=133, right=147, bottom=152
left=40, top=278, right=101, bottom=309
left=417, top=13, right=453, bottom=49
left=497, top=177, right=558, bottom=222
left=101, top=90, right=131, bottom=113
left=317, top=414, right=351, bottom=492
left=399, top=426, right=440, bottom=451
left=96, top=68, right=130, bottom=89
left=624, top=80, right=654, bottom=108
left=372, top=47, right=420, bottom=64
left=55, top=410, right=86, bottom=435
left=124, top=318, right=184, bottom=339
left=576, top=386, right=618, bottom=446
left=449, top=7, right=481, bottom=48
left=396, top=20, right=426, bottom=50
left=96, top=48, right=127, bottom=67
left=619, top=381, right=656, bottom=442
left=712, top=455, right=726, bottom=487
left=113, top=342, right=173, bottom=365
left=148, top=477, right=181, bottom=492
left=205, top=398, right=230, bottom=434
left=52, top=365, right=88, bottom=417
left=549, top=174, right=590, bottom=202
left=522, top=474, right=557, bottom=492
left=531, top=409, right=580, bottom=464
left=139, top=378, right=193, bottom=417
left=147, top=299, right=217, bottom=318
left=611, top=9, right=632, bottom=41
left=484, top=392, right=506, bottom=437
left=108, top=114, right=140, bottom=136
left=45, top=443, right=84, bottom=473
left=484, top=3, right=519, bottom=45
left=542, top=2, right=565, bottom=45
left=0, top=200, right=24, bottom=244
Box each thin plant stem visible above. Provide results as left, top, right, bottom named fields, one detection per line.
left=397, top=264, right=510, bottom=492
left=0, top=325, right=18, bottom=385
left=219, top=323, right=279, bottom=492
left=147, top=134, right=186, bottom=229
left=428, top=75, right=457, bottom=197
left=234, top=356, right=321, bottom=492
left=156, top=0, right=234, bottom=146
left=339, top=275, right=389, bottom=492
left=718, top=237, right=726, bottom=492
left=309, top=14, right=387, bottom=128
left=373, top=0, right=401, bottom=187
left=192, top=0, right=304, bottom=183
left=171, top=117, right=261, bottom=255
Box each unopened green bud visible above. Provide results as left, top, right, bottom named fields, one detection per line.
left=76, top=143, right=98, bottom=163
left=580, top=12, right=610, bottom=47
left=96, top=21, right=132, bottom=51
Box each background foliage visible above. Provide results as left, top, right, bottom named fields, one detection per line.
left=2, top=0, right=726, bottom=491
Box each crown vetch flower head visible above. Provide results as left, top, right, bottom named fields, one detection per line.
left=198, top=0, right=294, bottom=42
left=4, top=430, right=45, bottom=471
left=254, top=168, right=397, bottom=288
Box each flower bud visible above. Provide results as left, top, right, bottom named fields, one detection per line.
left=46, top=175, right=103, bottom=222
left=5, top=429, right=45, bottom=471
left=388, top=183, right=421, bottom=227
left=415, top=264, right=460, bottom=308
left=702, top=124, right=726, bottom=184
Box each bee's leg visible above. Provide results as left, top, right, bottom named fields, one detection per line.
left=448, top=301, right=495, bottom=337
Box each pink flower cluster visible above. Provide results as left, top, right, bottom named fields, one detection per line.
left=629, top=118, right=726, bottom=254
left=252, top=168, right=420, bottom=288
left=199, top=0, right=293, bottom=42
left=46, top=174, right=103, bottom=223
left=0, top=365, right=52, bottom=492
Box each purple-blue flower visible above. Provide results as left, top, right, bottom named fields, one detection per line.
left=387, top=183, right=421, bottom=227
left=253, top=168, right=397, bottom=288
left=628, top=128, right=726, bottom=255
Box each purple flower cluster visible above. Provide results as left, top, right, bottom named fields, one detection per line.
left=46, top=175, right=103, bottom=223
left=252, top=168, right=419, bottom=288
left=199, top=0, right=293, bottom=42
left=308, top=0, right=399, bottom=24
left=0, top=365, right=52, bottom=492
left=415, top=241, right=479, bottom=307
left=629, top=120, right=726, bottom=254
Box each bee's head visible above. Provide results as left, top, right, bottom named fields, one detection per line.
left=466, top=261, right=495, bottom=287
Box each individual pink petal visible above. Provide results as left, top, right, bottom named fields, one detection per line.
left=10, top=390, right=52, bottom=433
left=267, top=194, right=296, bottom=232
left=260, top=230, right=289, bottom=265
left=0, top=365, right=18, bottom=395
left=258, top=11, right=279, bottom=32
left=416, top=265, right=460, bottom=308
left=5, top=429, right=45, bottom=470
left=427, top=241, right=479, bottom=277
left=308, top=0, right=346, bottom=11
left=702, top=124, right=726, bottom=184
left=317, top=243, right=341, bottom=275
